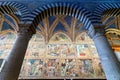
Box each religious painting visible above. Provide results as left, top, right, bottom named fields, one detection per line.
left=49, top=33, right=70, bottom=43
left=44, top=59, right=59, bottom=77
left=26, top=44, right=46, bottom=58
left=61, top=44, right=75, bottom=58
left=0, top=33, right=16, bottom=58
left=77, top=33, right=86, bottom=42
left=61, top=59, right=77, bottom=77
left=47, top=44, right=75, bottom=58
left=24, top=34, right=45, bottom=58
left=0, top=33, right=16, bottom=42
left=76, top=32, right=94, bottom=44
left=20, top=59, right=43, bottom=77
left=30, top=34, right=45, bottom=43
left=77, top=59, right=94, bottom=78
left=0, top=32, right=105, bottom=79
left=0, top=46, right=10, bottom=58
left=47, top=44, right=60, bottom=57
left=76, top=44, right=90, bottom=57
left=89, top=44, right=98, bottom=56
left=92, top=58, right=105, bottom=78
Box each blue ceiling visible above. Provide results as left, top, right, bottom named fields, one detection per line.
left=1, top=0, right=120, bottom=12
left=1, top=0, right=119, bottom=31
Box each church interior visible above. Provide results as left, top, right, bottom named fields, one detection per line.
left=0, top=0, right=120, bottom=80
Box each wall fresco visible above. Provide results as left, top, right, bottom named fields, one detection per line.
left=0, top=32, right=106, bottom=79
left=20, top=59, right=43, bottom=77
left=61, top=59, right=76, bottom=77
left=44, top=59, right=59, bottom=77
left=0, top=33, right=16, bottom=58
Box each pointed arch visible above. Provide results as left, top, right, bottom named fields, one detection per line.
left=76, top=30, right=92, bottom=43
left=29, top=30, right=45, bottom=43
left=36, top=30, right=45, bottom=42
left=49, top=31, right=72, bottom=43
left=0, top=29, right=16, bottom=36
left=4, top=16, right=18, bottom=31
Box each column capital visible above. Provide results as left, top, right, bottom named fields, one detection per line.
left=87, top=24, right=106, bottom=40
left=17, top=24, right=36, bottom=40
left=18, top=24, right=36, bottom=35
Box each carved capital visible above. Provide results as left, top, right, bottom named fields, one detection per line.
left=17, top=24, right=36, bottom=39
left=18, top=24, right=36, bottom=34
left=87, top=24, right=106, bottom=40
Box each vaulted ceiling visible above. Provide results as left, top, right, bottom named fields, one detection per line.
left=0, top=0, right=120, bottom=46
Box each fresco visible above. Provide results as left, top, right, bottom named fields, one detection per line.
left=44, top=59, right=59, bottom=77
left=61, top=44, right=75, bottom=58
left=47, top=44, right=75, bottom=58
left=0, top=33, right=16, bottom=58
left=76, top=32, right=92, bottom=42
left=30, top=34, right=45, bottom=42
left=0, top=32, right=106, bottom=79
left=76, top=44, right=90, bottom=57
left=61, top=59, right=76, bottom=77
left=89, top=44, right=98, bottom=56
left=47, top=44, right=60, bottom=57
left=77, top=59, right=94, bottom=78
left=26, top=44, right=45, bottom=58
left=49, top=33, right=70, bottom=43
left=92, top=58, right=105, bottom=77
left=20, top=59, right=43, bottom=77
left=25, top=34, right=45, bottom=58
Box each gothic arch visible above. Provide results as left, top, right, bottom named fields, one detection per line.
left=94, top=3, right=120, bottom=24
left=75, top=30, right=90, bottom=42
left=0, top=2, right=30, bottom=23
left=30, top=3, right=93, bottom=30
left=0, top=29, right=16, bottom=36
left=50, top=31, right=72, bottom=42
left=0, top=14, right=19, bottom=33
left=4, top=14, right=19, bottom=31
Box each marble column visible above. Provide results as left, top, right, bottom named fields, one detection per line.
left=87, top=25, right=120, bottom=80
left=0, top=24, right=34, bottom=80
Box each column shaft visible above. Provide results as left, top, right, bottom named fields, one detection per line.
left=88, top=26, right=120, bottom=80
left=93, top=34, right=120, bottom=80
left=0, top=28, right=33, bottom=80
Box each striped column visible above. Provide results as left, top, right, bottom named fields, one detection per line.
left=0, top=24, right=34, bottom=80
left=87, top=25, right=120, bottom=80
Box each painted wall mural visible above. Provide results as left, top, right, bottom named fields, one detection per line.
left=0, top=33, right=16, bottom=59
left=61, top=59, right=76, bottom=77
left=49, top=33, right=70, bottom=43
left=44, top=59, right=59, bottom=77
left=0, top=32, right=107, bottom=79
